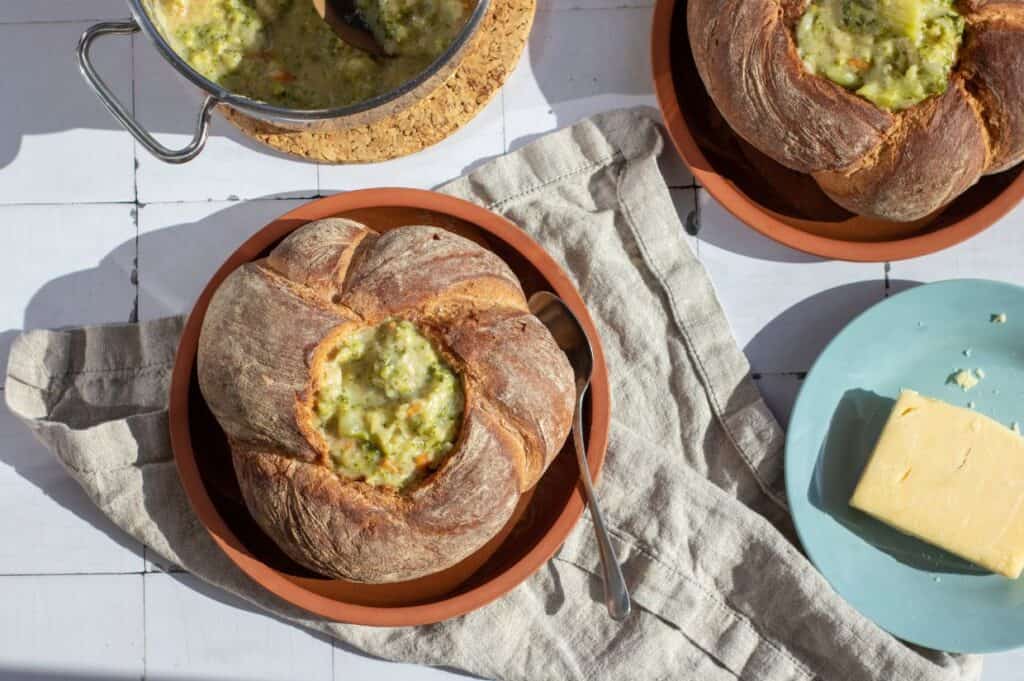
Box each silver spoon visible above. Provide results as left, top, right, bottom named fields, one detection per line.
left=529, top=291, right=631, bottom=621
left=311, top=0, right=389, bottom=58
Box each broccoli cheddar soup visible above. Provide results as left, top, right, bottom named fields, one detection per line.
left=148, top=0, right=472, bottom=109
left=796, top=0, right=965, bottom=111
left=312, top=320, right=464, bottom=489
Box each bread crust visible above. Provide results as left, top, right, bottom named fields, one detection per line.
left=814, top=80, right=989, bottom=221
left=198, top=220, right=574, bottom=583
left=960, top=1, right=1024, bottom=13
left=198, top=263, right=358, bottom=463
left=961, top=11, right=1024, bottom=173
left=441, top=309, right=577, bottom=489
left=687, top=0, right=894, bottom=174
left=688, top=0, right=1024, bottom=221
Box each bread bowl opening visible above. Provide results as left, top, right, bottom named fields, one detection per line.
left=312, top=319, right=464, bottom=489
left=795, top=0, right=965, bottom=111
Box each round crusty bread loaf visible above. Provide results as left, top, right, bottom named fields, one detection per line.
left=688, top=0, right=1024, bottom=221
left=196, top=218, right=575, bottom=583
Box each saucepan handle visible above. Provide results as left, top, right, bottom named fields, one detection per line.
left=78, top=20, right=217, bottom=164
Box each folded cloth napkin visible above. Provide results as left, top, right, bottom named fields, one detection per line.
left=5, top=109, right=980, bottom=681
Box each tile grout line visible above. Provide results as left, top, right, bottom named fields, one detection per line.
left=500, top=88, right=508, bottom=153
left=0, top=195, right=323, bottom=209
left=130, top=29, right=138, bottom=206
left=690, top=184, right=700, bottom=257
left=141, top=570, right=148, bottom=681
left=0, top=569, right=186, bottom=577
left=130, top=29, right=141, bottom=326
left=130, top=209, right=140, bottom=323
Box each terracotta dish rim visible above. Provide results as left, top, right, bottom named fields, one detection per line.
left=167, top=188, right=610, bottom=626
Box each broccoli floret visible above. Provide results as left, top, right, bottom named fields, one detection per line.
left=840, top=0, right=881, bottom=32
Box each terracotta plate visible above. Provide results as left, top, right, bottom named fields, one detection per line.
left=168, top=188, right=610, bottom=626
left=651, top=0, right=1024, bottom=262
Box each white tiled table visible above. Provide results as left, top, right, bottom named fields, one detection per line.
left=0, top=2, right=1021, bottom=680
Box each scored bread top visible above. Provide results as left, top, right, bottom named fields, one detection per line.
left=197, top=218, right=575, bottom=583
left=687, top=0, right=896, bottom=174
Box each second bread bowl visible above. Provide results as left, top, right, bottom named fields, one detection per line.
left=687, top=0, right=1024, bottom=221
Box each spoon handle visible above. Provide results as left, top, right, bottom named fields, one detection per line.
left=573, top=382, right=631, bottom=621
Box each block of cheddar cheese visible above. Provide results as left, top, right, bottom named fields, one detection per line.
left=850, top=389, right=1024, bottom=579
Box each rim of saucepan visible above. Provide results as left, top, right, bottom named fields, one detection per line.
left=127, top=0, right=491, bottom=122
left=168, top=188, right=611, bottom=627
left=649, top=0, right=1024, bottom=263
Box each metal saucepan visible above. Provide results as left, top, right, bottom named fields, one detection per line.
left=78, top=0, right=491, bottom=164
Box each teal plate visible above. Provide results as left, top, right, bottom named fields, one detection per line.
left=786, top=279, right=1024, bottom=653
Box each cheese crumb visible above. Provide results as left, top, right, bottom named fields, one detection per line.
left=963, top=348, right=973, bottom=357
left=967, top=401, right=976, bottom=409
left=992, top=313, right=1008, bottom=324
left=950, top=369, right=982, bottom=391
left=1014, top=422, right=1021, bottom=435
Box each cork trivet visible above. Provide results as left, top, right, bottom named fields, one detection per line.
left=220, top=0, right=534, bottom=163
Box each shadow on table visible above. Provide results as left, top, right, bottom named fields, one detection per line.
left=505, top=9, right=653, bottom=148
left=0, top=18, right=303, bottom=173
left=1, top=200, right=298, bottom=577
left=0, top=671, right=236, bottom=681
left=2, top=198, right=307, bottom=518
left=744, top=279, right=956, bottom=377
left=741, top=280, right=914, bottom=376
left=689, top=196, right=822, bottom=264
left=0, top=657, right=480, bottom=681
left=164, top=572, right=482, bottom=678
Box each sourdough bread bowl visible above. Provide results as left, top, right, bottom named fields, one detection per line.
left=687, top=0, right=1024, bottom=222
left=169, top=191, right=610, bottom=624
left=195, top=217, right=575, bottom=583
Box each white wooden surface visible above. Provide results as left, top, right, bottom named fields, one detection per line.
left=0, top=2, right=1021, bottom=679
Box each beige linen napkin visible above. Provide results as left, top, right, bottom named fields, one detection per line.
left=5, top=109, right=980, bottom=681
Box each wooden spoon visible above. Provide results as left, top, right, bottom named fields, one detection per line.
left=311, top=0, right=389, bottom=58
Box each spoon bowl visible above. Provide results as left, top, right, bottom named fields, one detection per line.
left=529, top=291, right=594, bottom=383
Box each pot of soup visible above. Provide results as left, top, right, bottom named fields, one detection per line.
left=77, top=0, right=489, bottom=163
